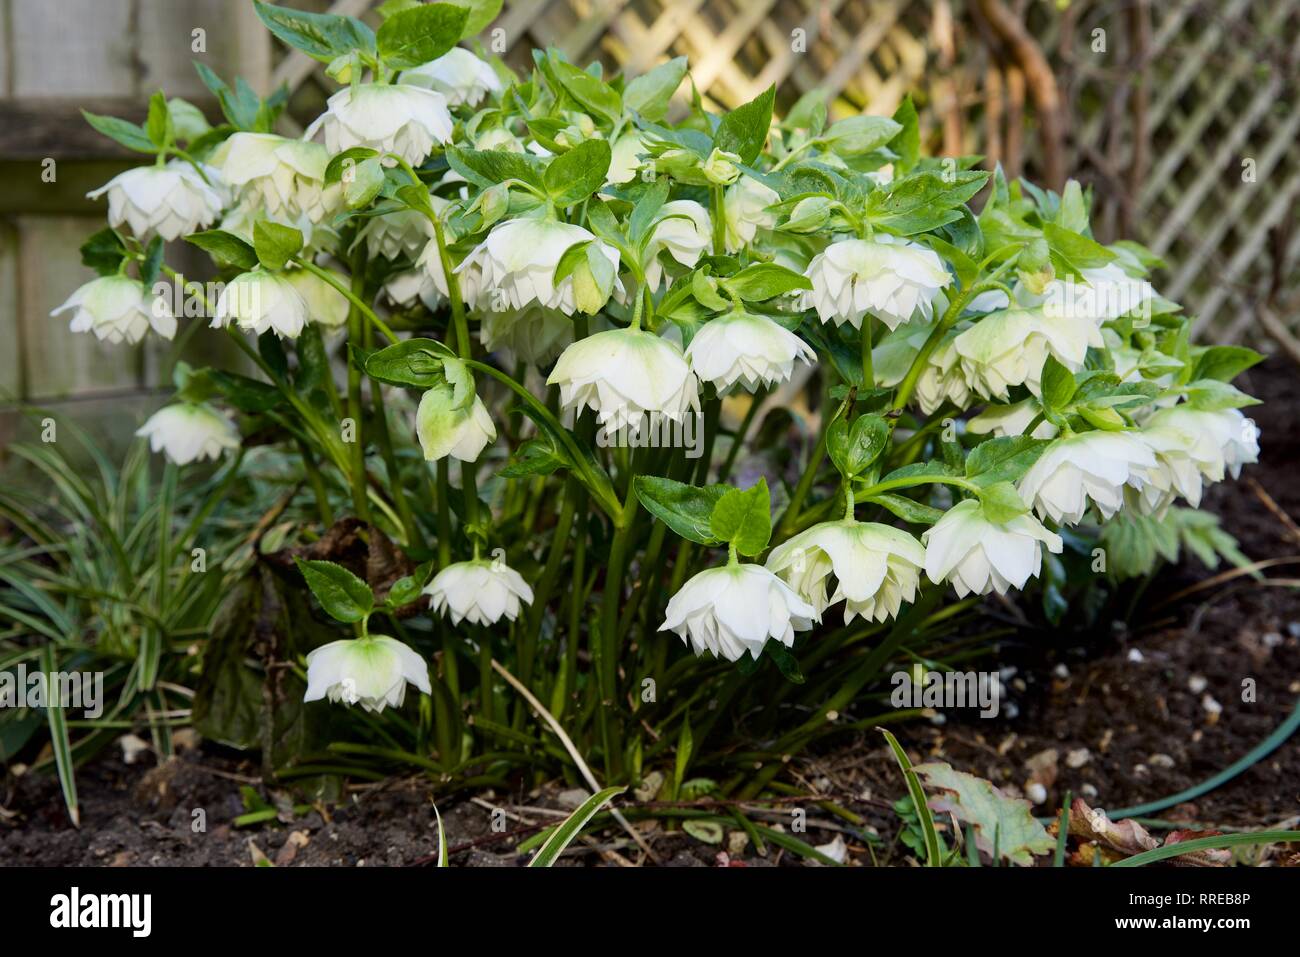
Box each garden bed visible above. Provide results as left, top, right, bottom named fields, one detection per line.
left=3, top=359, right=1295, bottom=868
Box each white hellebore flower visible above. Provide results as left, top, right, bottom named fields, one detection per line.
left=480, top=306, right=573, bottom=365
left=51, top=275, right=176, bottom=345
left=660, top=564, right=817, bottom=662
left=923, top=499, right=1063, bottom=597
left=1143, top=406, right=1260, bottom=484
left=1016, top=430, right=1158, bottom=525
left=1039, top=263, right=1156, bottom=324
left=685, top=309, right=815, bottom=393
left=416, top=380, right=496, bottom=463
left=87, top=162, right=223, bottom=241
left=424, top=559, right=534, bottom=626
left=399, top=47, right=502, bottom=107
left=307, top=84, right=453, bottom=168
left=548, top=327, right=700, bottom=433
left=457, top=218, right=623, bottom=315
left=724, top=175, right=780, bottom=252
left=136, top=402, right=239, bottom=465
left=767, top=520, right=925, bottom=624
left=954, top=308, right=1098, bottom=400
left=801, top=235, right=950, bottom=331
left=211, top=270, right=310, bottom=339
left=304, top=635, right=430, bottom=713
left=643, top=200, right=711, bottom=290
left=208, top=133, right=337, bottom=222
left=283, top=268, right=350, bottom=329
left=355, top=206, right=435, bottom=261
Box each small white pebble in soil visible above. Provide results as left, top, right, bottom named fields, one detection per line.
left=1127, top=648, right=1145, bottom=663
left=928, top=711, right=947, bottom=725
left=1188, top=674, right=1208, bottom=694
left=1263, top=631, right=1283, bottom=649
left=1133, top=763, right=1149, bottom=777
left=1066, top=748, right=1092, bottom=768
left=1003, top=701, right=1020, bottom=719
left=1149, top=753, right=1175, bottom=769
left=1052, top=663, right=1070, bottom=679
left=1026, top=782, right=1048, bottom=805
left=1080, top=783, right=1098, bottom=799
left=1202, top=695, right=1223, bottom=715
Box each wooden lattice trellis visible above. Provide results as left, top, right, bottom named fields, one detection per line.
left=276, top=0, right=1298, bottom=346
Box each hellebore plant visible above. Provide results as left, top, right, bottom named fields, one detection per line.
left=56, top=0, right=1263, bottom=795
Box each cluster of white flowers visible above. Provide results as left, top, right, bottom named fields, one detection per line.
left=62, top=17, right=1263, bottom=696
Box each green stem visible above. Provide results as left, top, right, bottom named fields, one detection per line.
left=710, top=185, right=727, bottom=255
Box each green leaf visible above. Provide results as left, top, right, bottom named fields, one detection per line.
left=544, top=139, right=611, bottom=206
left=690, top=271, right=729, bottom=311
left=1043, top=221, right=1114, bottom=278
left=633, top=475, right=726, bottom=546
left=1182, top=378, right=1261, bottom=411
left=252, top=220, right=303, bottom=271
left=40, top=644, right=79, bottom=827
left=1039, top=356, right=1077, bottom=412
left=139, top=236, right=165, bottom=288
left=977, top=481, right=1029, bottom=524
left=964, top=436, right=1049, bottom=486
left=822, top=115, right=901, bottom=157
left=185, top=229, right=259, bottom=270
left=445, top=145, right=545, bottom=191
left=363, top=337, right=455, bottom=389
left=623, top=56, right=688, bottom=122
left=881, top=729, right=941, bottom=867
left=255, top=1, right=376, bottom=63
left=866, top=170, right=989, bottom=235
left=80, top=228, right=127, bottom=276
left=1190, top=345, right=1263, bottom=383
left=386, top=561, right=433, bottom=608
left=145, top=91, right=173, bottom=148
left=548, top=56, right=621, bottom=122
left=441, top=0, right=502, bottom=35
left=295, top=558, right=374, bottom=623
left=713, top=85, right=775, bottom=165
left=528, top=787, right=625, bottom=866
left=81, top=111, right=155, bottom=153
left=862, top=493, right=943, bottom=525
left=720, top=262, right=811, bottom=301
left=709, top=478, right=771, bottom=556
left=827, top=413, right=890, bottom=478
left=376, top=2, right=468, bottom=70
left=325, top=146, right=380, bottom=183
left=889, top=95, right=920, bottom=172
left=915, top=762, right=1054, bottom=866
left=342, top=155, right=386, bottom=208
left=498, top=437, right=567, bottom=478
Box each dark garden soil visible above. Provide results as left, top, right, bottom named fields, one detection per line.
left=3, top=360, right=1298, bottom=868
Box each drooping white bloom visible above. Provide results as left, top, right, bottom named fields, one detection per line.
left=1143, top=406, right=1260, bottom=484
left=135, top=402, right=239, bottom=465
left=480, top=306, right=573, bottom=365
left=766, top=520, right=925, bottom=624
left=399, top=47, right=502, bottom=107
left=416, top=384, right=496, bottom=463
left=607, top=130, right=647, bottom=184
left=800, top=236, right=950, bottom=331
left=953, top=308, right=1099, bottom=400
left=307, top=84, right=453, bottom=168
left=354, top=206, right=435, bottom=261
left=643, top=200, right=711, bottom=290
left=457, top=218, right=623, bottom=315
left=304, top=635, right=430, bottom=713
left=1038, top=263, right=1157, bottom=325
left=424, top=559, right=534, bottom=626
left=1016, top=430, right=1159, bottom=525
left=967, top=399, right=1059, bottom=440
left=208, top=133, right=338, bottom=223
left=282, top=267, right=350, bottom=329
left=51, top=275, right=176, bottom=345
left=724, top=175, right=780, bottom=252
left=908, top=327, right=972, bottom=415
left=87, top=162, right=223, bottom=241
left=1131, top=422, right=1209, bottom=514
left=548, top=327, right=700, bottom=433
left=211, top=270, right=310, bottom=339
left=923, top=499, right=1063, bottom=597
left=660, top=564, right=817, bottom=662
left=685, top=310, right=815, bottom=393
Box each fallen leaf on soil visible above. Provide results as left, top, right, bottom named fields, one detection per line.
left=1063, top=799, right=1230, bottom=866
left=914, top=762, right=1054, bottom=866
left=275, top=829, right=311, bottom=866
